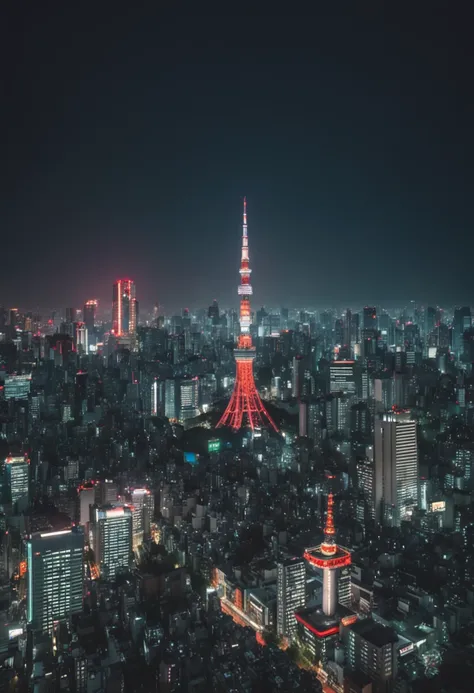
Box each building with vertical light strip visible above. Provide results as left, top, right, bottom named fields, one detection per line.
left=27, top=528, right=84, bottom=633
left=112, top=279, right=137, bottom=336
left=91, top=505, right=132, bottom=581
left=375, top=408, right=419, bottom=526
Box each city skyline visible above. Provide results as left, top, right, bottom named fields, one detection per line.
left=2, top=7, right=473, bottom=692
left=3, top=7, right=474, bottom=309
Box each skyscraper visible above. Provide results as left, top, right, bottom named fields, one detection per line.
left=330, top=360, right=357, bottom=434
left=452, top=306, right=471, bottom=358
left=128, top=488, right=154, bottom=549
left=179, top=377, right=199, bottom=422
left=277, top=557, right=306, bottom=639
left=27, top=528, right=84, bottom=633
left=375, top=409, right=418, bottom=526
left=74, top=322, right=88, bottom=354
left=83, top=299, right=97, bottom=331
left=217, top=199, right=278, bottom=432
left=3, top=454, right=29, bottom=511
left=91, top=505, right=132, bottom=581
left=112, top=279, right=137, bottom=336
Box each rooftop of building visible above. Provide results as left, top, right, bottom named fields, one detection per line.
left=295, top=604, right=355, bottom=637
left=349, top=618, right=398, bottom=647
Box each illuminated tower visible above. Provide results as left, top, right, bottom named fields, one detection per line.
left=303, top=494, right=351, bottom=617
left=112, top=279, right=137, bottom=336
left=217, top=199, right=278, bottom=432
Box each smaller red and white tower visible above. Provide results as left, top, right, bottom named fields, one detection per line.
left=303, top=494, right=351, bottom=617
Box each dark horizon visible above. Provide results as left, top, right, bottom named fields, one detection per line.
left=3, top=7, right=473, bottom=311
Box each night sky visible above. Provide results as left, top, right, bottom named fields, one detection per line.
left=2, top=6, right=473, bottom=313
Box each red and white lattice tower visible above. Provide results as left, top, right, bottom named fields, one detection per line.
left=217, top=199, right=278, bottom=432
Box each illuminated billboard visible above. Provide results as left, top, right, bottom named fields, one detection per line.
left=208, top=439, right=221, bottom=454
left=184, top=452, right=198, bottom=465
left=430, top=501, right=445, bottom=513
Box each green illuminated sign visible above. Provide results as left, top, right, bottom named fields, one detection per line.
left=208, top=439, right=221, bottom=454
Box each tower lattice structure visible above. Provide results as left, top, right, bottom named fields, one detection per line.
left=217, top=199, right=278, bottom=432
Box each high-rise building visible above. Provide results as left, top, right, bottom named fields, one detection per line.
left=99, top=480, right=117, bottom=505
left=91, top=505, right=132, bottom=581
left=65, top=307, right=76, bottom=324
left=277, top=557, right=306, bottom=639
left=164, top=379, right=177, bottom=421
left=356, top=451, right=375, bottom=521
left=217, top=199, right=278, bottom=432
left=77, top=483, right=96, bottom=527
left=27, top=528, right=84, bottom=633
left=375, top=409, right=418, bottom=526
left=208, top=299, right=219, bottom=323
left=329, top=360, right=357, bottom=434
left=179, top=377, right=199, bottom=422
left=112, top=279, right=137, bottom=336
left=363, top=307, right=377, bottom=332
left=452, top=306, right=471, bottom=357
left=347, top=619, right=398, bottom=693
left=128, top=489, right=154, bottom=549
left=74, top=322, right=88, bottom=354
left=83, top=299, right=98, bottom=331
left=4, top=374, right=31, bottom=400
left=3, top=455, right=29, bottom=511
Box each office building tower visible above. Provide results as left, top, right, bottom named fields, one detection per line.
left=330, top=360, right=357, bottom=395
left=4, top=374, right=31, bottom=401
left=179, top=377, right=199, bottom=422
left=299, top=400, right=308, bottom=437
left=375, top=409, right=418, bottom=526
left=361, top=307, right=378, bottom=356
left=128, top=488, right=154, bottom=549
left=453, top=306, right=471, bottom=357
left=347, top=619, right=398, bottom=693
left=164, top=379, right=177, bottom=421
left=363, top=307, right=377, bottom=332
left=99, top=480, right=117, bottom=505
left=338, top=566, right=351, bottom=607
left=3, top=455, right=29, bottom=511
left=27, top=528, right=84, bottom=633
left=9, top=308, right=20, bottom=328
left=83, top=299, right=97, bottom=331
left=356, top=452, right=375, bottom=521
left=77, top=483, right=96, bottom=527
left=330, top=360, right=357, bottom=434
left=208, top=299, right=219, bottom=323
left=277, top=557, right=306, bottom=639
left=91, top=505, right=132, bottom=581
left=343, top=309, right=352, bottom=347
left=292, top=355, right=309, bottom=399
left=217, top=199, right=278, bottom=432
left=112, top=279, right=137, bottom=336
left=65, top=307, right=76, bottom=324
left=74, top=322, right=88, bottom=354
